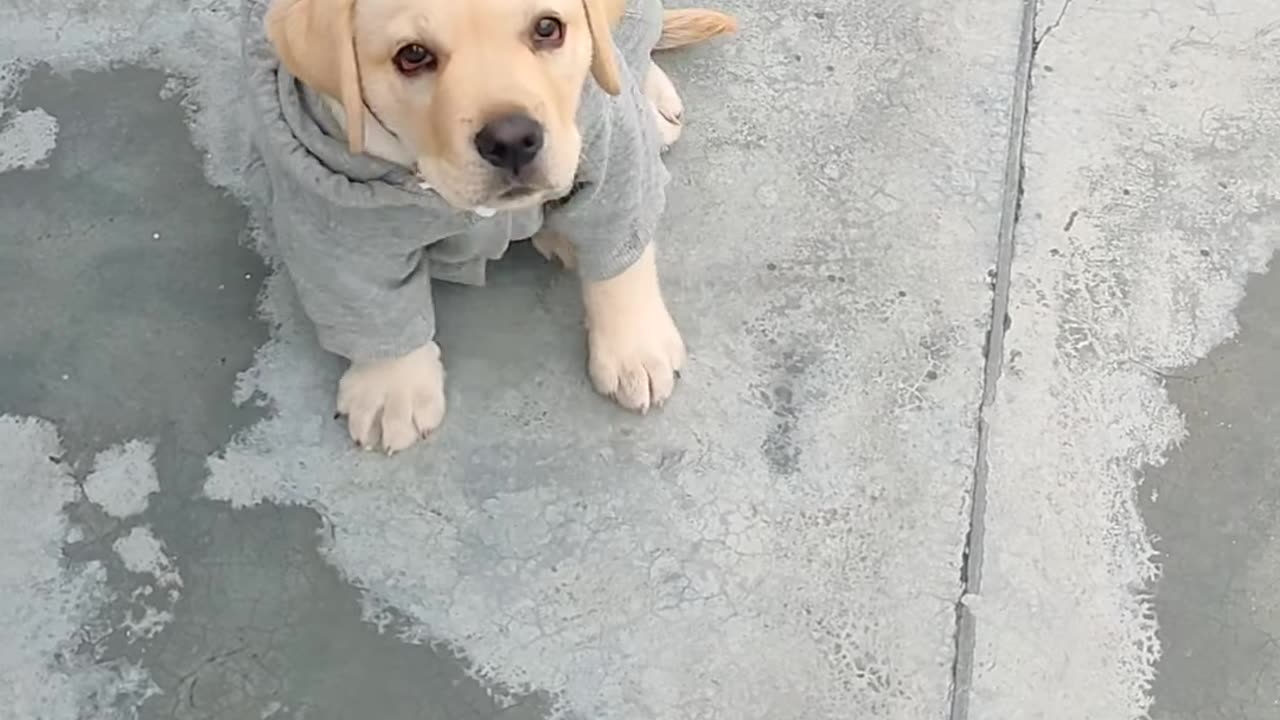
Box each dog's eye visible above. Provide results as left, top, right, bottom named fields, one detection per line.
left=532, top=16, right=564, bottom=49
left=394, top=44, right=437, bottom=75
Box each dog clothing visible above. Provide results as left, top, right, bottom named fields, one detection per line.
left=242, top=0, right=671, bottom=362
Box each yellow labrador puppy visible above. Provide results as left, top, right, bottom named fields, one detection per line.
left=245, top=0, right=734, bottom=452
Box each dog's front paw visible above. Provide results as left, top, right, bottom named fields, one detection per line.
left=336, top=342, right=446, bottom=454
left=587, top=307, right=686, bottom=413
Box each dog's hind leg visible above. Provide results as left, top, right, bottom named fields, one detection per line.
left=646, top=8, right=737, bottom=152
left=532, top=229, right=578, bottom=270
left=645, top=62, right=684, bottom=152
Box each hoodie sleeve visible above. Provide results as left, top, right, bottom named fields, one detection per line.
left=265, top=183, right=438, bottom=363
left=244, top=0, right=437, bottom=364
left=539, top=49, right=671, bottom=282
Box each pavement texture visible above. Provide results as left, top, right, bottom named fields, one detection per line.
left=0, top=0, right=1276, bottom=719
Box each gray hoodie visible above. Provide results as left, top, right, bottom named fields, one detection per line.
left=242, top=0, right=670, bottom=362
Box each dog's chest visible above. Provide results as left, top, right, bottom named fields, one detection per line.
left=417, top=202, right=545, bottom=287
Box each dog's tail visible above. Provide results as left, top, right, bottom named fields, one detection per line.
left=657, top=8, right=738, bottom=50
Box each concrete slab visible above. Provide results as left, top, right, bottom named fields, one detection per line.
left=969, top=0, right=1280, bottom=717
left=10, top=0, right=1280, bottom=712
left=0, top=1, right=1025, bottom=719
left=15, top=0, right=1278, bottom=717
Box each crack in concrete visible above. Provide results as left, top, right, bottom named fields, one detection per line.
left=1034, top=0, right=1076, bottom=49
left=947, top=1, right=1041, bottom=719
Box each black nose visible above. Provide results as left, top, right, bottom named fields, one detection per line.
left=474, top=114, right=545, bottom=172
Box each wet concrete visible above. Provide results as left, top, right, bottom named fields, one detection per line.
left=0, top=65, right=550, bottom=720
left=1144, top=265, right=1280, bottom=720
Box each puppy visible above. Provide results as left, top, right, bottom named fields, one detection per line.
left=243, top=0, right=735, bottom=452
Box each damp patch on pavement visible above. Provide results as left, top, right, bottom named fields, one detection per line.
left=0, top=416, right=170, bottom=719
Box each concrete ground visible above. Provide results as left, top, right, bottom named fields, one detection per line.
left=0, top=0, right=1277, bottom=719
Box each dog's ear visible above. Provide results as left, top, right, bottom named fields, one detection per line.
left=581, top=0, right=622, bottom=95
left=265, top=0, right=366, bottom=153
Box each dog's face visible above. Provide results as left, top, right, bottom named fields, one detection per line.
left=266, top=0, right=623, bottom=211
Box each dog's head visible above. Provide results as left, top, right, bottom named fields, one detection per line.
left=265, top=0, right=623, bottom=211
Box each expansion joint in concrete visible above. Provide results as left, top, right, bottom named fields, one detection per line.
left=946, top=0, right=1040, bottom=718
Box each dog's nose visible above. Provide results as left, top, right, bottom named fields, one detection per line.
left=474, top=114, right=545, bottom=172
